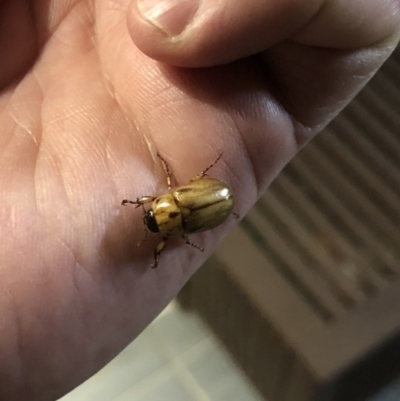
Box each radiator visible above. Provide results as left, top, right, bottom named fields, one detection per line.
left=178, top=50, right=400, bottom=401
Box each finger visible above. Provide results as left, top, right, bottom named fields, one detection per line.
left=0, top=0, right=37, bottom=89
left=293, top=0, right=400, bottom=49
left=127, top=0, right=400, bottom=67
left=127, top=0, right=318, bottom=67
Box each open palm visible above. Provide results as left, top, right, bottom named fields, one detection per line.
left=0, top=1, right=399, bottom=400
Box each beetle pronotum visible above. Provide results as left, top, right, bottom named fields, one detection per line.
left=122, top=153, right=236, bottom=268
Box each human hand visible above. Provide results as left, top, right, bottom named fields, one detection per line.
left=0, top=0, right=399, bottom=399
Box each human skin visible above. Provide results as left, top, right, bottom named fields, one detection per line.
left=0, top=0, right=399, bottom=399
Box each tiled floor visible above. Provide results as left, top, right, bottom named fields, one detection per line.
left=58, top=299, right=400, bottom=401
left=59, top=301, right=264, bottom=401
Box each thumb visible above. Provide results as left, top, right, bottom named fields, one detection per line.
left=127, top=0, right=317, bottom=66
left=127, top=0, right=400, bottom=67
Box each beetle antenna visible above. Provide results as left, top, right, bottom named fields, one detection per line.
left=194, top=152, right=223, bottom=180
left=157, top=152, right=173, bottom=189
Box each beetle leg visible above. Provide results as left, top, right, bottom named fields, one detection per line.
left=137, top=228, right=149, bottom=246
left=122, top=196, right=156, bottom=208
left=183, top=235, right=204, bottom=252
left=152, top=237, right=168, bottom=269
left=191, top=152, right=223, bottom=181
left=157, top=152, right=173, bottom=189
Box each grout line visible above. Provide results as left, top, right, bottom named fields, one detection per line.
left=111, top=365, right=171, bottom=401
left=175, top=336, right=214, bottom=364
left=110, top=334, right=214, bottom=401
left=113, top=304, right=258, bottom=401
left=147, top=329, right=212, bottom=401
left=166, top=357, right=212, bottom=401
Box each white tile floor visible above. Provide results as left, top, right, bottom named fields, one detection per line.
left=59, top=300, right=400, bottom=401
left=59, top=301, right=264, bottom=401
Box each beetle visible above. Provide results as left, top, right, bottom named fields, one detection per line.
left=122, top=152, right=235, bottom=268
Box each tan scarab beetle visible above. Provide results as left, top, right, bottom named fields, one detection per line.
left=122, top=153, right=236, bottom=268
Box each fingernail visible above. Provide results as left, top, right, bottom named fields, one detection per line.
left=138, top=0, right=200, bottom=36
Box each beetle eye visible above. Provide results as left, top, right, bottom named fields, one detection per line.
left=144, top=210, right=159, bottom=233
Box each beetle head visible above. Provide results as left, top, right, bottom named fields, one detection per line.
left=143, top=209, right=159, bottom=233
